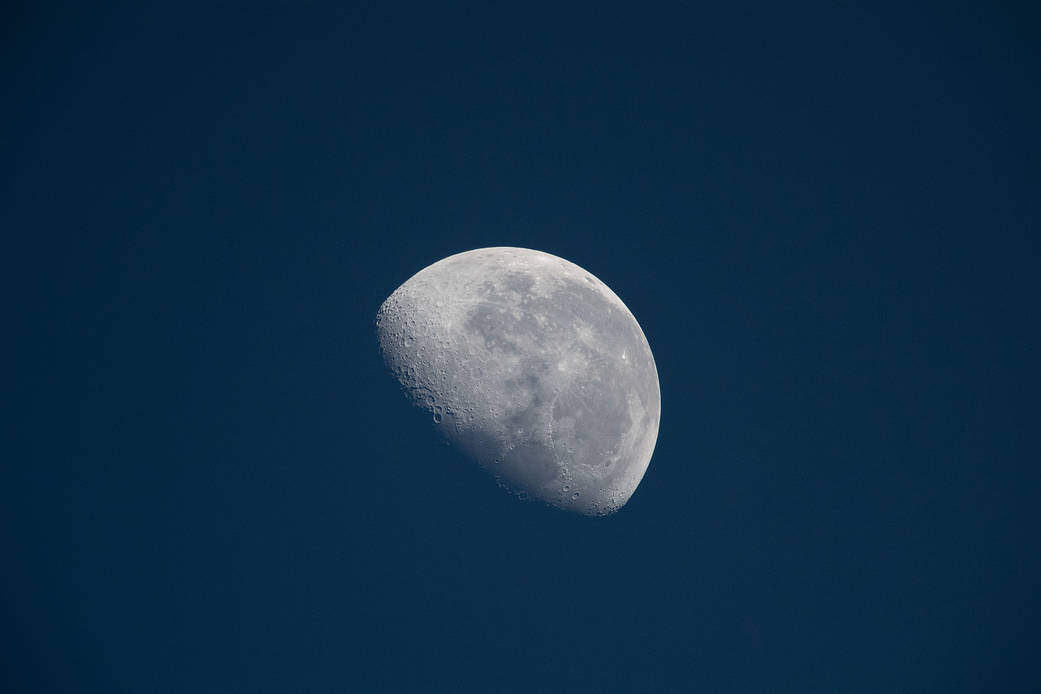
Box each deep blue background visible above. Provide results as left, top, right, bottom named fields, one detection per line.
left=4, top=1, right=1040, bottom=691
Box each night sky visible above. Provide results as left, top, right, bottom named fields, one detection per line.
left=4, top=2, right=1040, bottom=692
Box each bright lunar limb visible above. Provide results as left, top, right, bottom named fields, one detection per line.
left=376, top=247, right=660, bottom=516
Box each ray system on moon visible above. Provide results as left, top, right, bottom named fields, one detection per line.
left=376, top=247, right=660, bottom=516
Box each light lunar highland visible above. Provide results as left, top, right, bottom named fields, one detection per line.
left=376, top=247, right=660, bottom=516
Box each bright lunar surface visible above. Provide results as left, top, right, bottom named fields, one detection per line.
left=376, top=247, right=660, bottom=516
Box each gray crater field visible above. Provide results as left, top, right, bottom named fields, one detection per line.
left=376, top=247, right=660, bottom=516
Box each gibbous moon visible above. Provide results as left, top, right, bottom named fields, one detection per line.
left=376, top=247, right=660, bottom=516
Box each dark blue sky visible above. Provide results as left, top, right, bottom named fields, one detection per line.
left=4, top=2, right=1040, bottom=691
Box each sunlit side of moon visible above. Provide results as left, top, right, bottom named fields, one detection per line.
left=376, top=247, right=660, bottom=516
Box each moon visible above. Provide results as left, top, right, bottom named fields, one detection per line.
left=376, top=247, right=660, bottom=516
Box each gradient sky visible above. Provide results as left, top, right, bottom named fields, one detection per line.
left=4, top=2, right=1040, bottom=692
